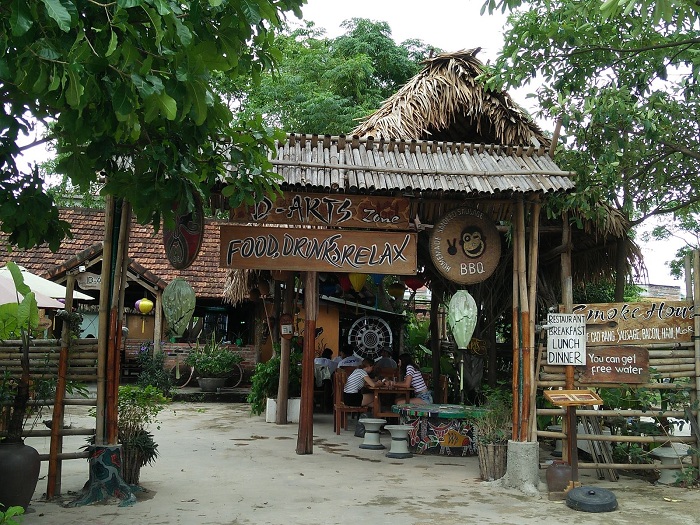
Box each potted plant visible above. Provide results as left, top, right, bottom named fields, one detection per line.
left=116, top=385, right=168, bottom=485
left=0, top=262, right=44, bottom=510
left=247, top=349, right=302, bottom=421
left=185, top=334, right=243, bottom=392
left=475, top=385, right=512, bottom=481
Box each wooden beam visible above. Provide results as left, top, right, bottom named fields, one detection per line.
left=296, top=272, right=317, bottom=455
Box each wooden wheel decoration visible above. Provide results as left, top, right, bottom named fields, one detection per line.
left=347, top=316, right=392, bottom=360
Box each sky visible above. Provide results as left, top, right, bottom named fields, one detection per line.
left=298, top=0, right=687, bottom=290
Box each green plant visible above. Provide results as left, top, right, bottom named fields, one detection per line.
left=475, top=385, right=513, bottom=444
left=0, top=505, right=24, bottom=524
left=117, top=385, right=169, bottom=485
left=136, top=343, right=173, bottom=396
left=185, top=335, right=242, bottom=378
left=247, top=351, right=303, bottom=416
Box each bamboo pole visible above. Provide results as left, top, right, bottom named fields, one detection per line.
left=154, top=289, right=163, bottom=354
left=693, top=249, right=700, bottom=466
left=296, top=271, right=317, bottom=455
left=511, top=213, right=521, bottom=441
left=516, top=198, right=530, bottom=442
left=527, top=199, right=540, bottom=441
left=276, top=274, right=295, bottom=425
left=96, top=195, right=116, bottom=445
left=537, top=408, right=691, bottom=418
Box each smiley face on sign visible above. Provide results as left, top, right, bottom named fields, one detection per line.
left=430, top=208, right=501, bottom=285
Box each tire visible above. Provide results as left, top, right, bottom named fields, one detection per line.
left=228, top=363, right=243, bottom=388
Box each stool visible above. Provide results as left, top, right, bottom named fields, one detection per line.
left=385, top=424, right=413, bottom=459
left=359, top=418, right=387, bottom=450
left=651, top=443, right=690, bottom=484
left=547, top=425, right=563, bottom=457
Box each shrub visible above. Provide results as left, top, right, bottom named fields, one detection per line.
left=247, top=351, right=303, bottom=416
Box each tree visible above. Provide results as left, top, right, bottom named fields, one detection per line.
left=481, top=0, right=700, bottom=295
left=225, top=18, right=437, bottom=134
left=1, top=0, right=305, bottom=250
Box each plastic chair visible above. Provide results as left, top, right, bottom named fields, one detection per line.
left=333, top=369, right=366, bottom=434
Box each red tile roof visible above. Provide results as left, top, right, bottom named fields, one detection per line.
left=1, top=208, right=230, bottom=300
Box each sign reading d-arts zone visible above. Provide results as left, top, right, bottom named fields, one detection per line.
left=546, top=313, right=586, bottom=365
left=219, top=225, right=417, bottom=274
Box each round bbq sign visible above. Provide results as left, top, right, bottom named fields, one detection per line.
left=429, top=207, right=501, bottom=284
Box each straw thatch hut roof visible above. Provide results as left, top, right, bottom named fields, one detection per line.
left=351, top=49, right=548, bottom=147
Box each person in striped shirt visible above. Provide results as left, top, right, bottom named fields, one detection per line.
left=395, top=353, right=433, bottom=405
left=343, top=359, right=381, bottom=408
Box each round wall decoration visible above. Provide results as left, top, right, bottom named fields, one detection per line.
left=347, top=316, right=392, bottom=360
left=429, top=207, right=501, bottom=284
left=163, top=192, right=204, bottom=270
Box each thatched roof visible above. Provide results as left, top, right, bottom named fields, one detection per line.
left=351, top=49, right=548, bottom=147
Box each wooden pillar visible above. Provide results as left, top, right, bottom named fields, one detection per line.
left=276, top=274, right=295, bottom=425
left=527, top=199, right=541, bottom=441
left=153, top=289, right=163, bottom=353
left=560, top=212, right=574, bottom=463
left=516, top=198, right=530, bottom=442
left=693, top=250, right=700, bottom=466
left=296, top=271, right=317, bottom=454
left=46, top=273, right=76, bottom=498
left=511, top=207, right=521, bottom=441
left=430, top=282, right=441, bottom=394
left=96, top=195, right=116, bottom=445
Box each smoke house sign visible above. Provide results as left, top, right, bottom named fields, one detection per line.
left=429, top=207, right=501, bottom=284
left=219, top=225, right=417, bottom=274
left=229, top=192, right=410, bottom=230
left=570, top=301, right=694, bottom=346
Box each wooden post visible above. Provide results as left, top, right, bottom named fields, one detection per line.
left=693, top=250, right=700, bottom=467
left=527, top=200, right=541, bottom=441
left=296, top=271, right=317, bottom=454
left=430, top=281, right=441, bottom=395
left=276, top=274, right=295, bottom=425
left=516, top=198, right=530, bottom=442
left=560, top=212, right=574, bottom=463
left=46, top=273, right=76, bottom=498
left=153, top=289, right=163, bottom=354
left=511, top=209, right=521, bottom=441
left=96, top=195, right=116, bottom=445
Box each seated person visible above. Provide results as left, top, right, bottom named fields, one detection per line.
left=343, top=359, right=380, bottom=408
left=314, top=347, right=337, bottom=373
left=394, top=353, right=433, bottom=405
left=337, top=346, right=363, bottom=368
left=373, top=348, right=397, bottom=373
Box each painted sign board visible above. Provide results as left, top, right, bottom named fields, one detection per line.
left=76, top=272, right=102, bottom=290
left=429, top=207, right=501, bottom=284
left=219, top=225, right=417, bottom=274
left=163, top=193, right=204, bottom=270
left=579, top=346, right=650, bottom=384
left=546, top=313, right=586, bottom=365
left=229, top=192, right=411, bottom=230
left=568, top=301, right=694, bottom=347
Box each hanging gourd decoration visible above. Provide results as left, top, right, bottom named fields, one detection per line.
left=348, top=273, right=368, bottom=293
left=162, top=278, right=196, bottom=337
left=447, top=290, right=478, bottom=350
left=387, top=281, right=406, bottom=301
left=403, top=275, right=424, bottom=292
left=135, top=297, right=154, bottom=333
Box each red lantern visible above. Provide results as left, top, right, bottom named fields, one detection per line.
left=338, top=274, right=352, bottom=293
left=403, top=276, right=425, bottom=292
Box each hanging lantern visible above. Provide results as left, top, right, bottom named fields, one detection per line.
left=371, top=274, right=384, bottom=286
left=447, top=290, right=478, bottom=350
left=338, top=274, right=352, bottom=293
left=387, top=281, right=406, bottom=301
left=403, top=275, right=425, bottom=292
left=135, top=297, right=154, bottom=333
left=348, top=273, right=368, bottom=293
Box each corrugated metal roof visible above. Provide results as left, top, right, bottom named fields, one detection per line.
left=271, top=134, right=575, bottom=196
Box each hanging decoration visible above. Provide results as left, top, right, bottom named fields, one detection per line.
left=347, top=316, right=393, bottom=360
left=447, top=290, right=478, bottom=350
left=162, top=279, right=196, bottom=337
left=387, top=281, right=406, bottom=301
left=338, top=274, right=352, bottom=293
left=134, top=297, right=154, bottom=333
left=403, top=275, right=424, bottom=309
left=348, top=273, right=368, bottom=293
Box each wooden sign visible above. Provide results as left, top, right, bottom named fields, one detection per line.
left=219, top=225, right=417, bottom=274
left=163, top=193, right=204, bottom=270
left=579, top=346, right=650, bottom=384
left=229, top=192, right=411, bottom=230
left=429, top=207, right=501, bottom=284
left=569, top=301, right=694, bottom=347
left=76, top=272, right=102, bottom=290
left=546, top=313, right=586, bottom=365
left=543, top=389, right=603, bottom=407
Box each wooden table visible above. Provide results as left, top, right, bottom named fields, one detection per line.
left=369, top=384, right=412, bottom=418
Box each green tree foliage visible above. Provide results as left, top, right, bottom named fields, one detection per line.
left=1, top=0, right=305, bottom=250
left=480, top=1, right=700, bottom=272
left=224, top=18, right=437, bottom=134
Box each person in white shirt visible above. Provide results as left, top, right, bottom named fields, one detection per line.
left=337, top=346, right=362, bottom=368
left=373, top=348, right=397, bottom=371
left=314, top=347, right=338, bottom=373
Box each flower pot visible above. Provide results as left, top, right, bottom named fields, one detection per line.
left=265, top=397, right=301, bottom=423
left=198, top=377, right=227, bottom=392
left=0, top=441, right=41, bottom=510
left=477, top=442, right=507, bottom=481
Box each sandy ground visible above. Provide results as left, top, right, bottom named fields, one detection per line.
left=17, top=402, right=700, bottom=525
